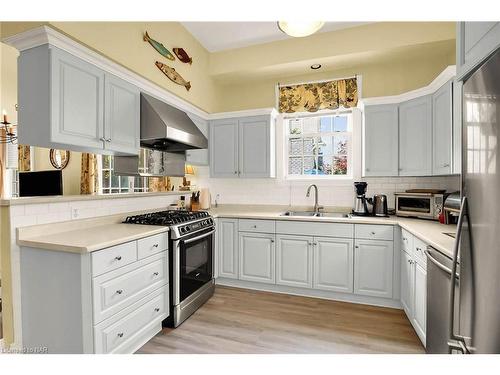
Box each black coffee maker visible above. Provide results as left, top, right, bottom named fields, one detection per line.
left=353, top=182, right=372, bottom=216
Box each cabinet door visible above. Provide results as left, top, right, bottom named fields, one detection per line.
left=209, top=119, right=239, bottom=177
left=50, top=47, right=105, bottom=149
left=399, top=96, right=433, bottom=176
left=400, top=250, right=414, bottom=318
left=218, top=219, right=238, bottom=279
left=313, top=237, right=353, bottom=293
left=186, top=114, right=209, bottom=166
left=238, top=116, right=272, bottom=178
left=413, top=262, right=427, bottom=344
left=432, top=80, right=453, bottom=175
left=452, top=80, right=462, bottom=175
left=239, top=232, right=275, bottom=284
left=363, top=104, right=399, bottom=176
left=354, top=239, right=394, bottom=298
left=276, top=235, right=312, bottom=288
left=104, top=74, right=140, bottom=155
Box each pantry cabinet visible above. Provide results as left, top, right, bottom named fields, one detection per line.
left=432, top=80, right=453, bottom=175
left=276, top=235, right=313, bottom=288
left=238, top=232, right=275, bottom=284
left=313, top=237, right=354, bottom=293
left=209, top=114, right=276, bottom=178
left=217, top=218, right=239, bottom=279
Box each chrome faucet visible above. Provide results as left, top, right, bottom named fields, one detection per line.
left=306, top=184, right=323, bottom=214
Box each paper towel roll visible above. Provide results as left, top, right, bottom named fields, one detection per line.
left=199, top=188, right=211, bottom=210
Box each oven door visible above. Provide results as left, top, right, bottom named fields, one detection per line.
left=396, top=195, right=434, bottom=218
left=176, top=227, right=214, bottom=305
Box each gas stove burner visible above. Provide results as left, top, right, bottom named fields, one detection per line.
left=123, top=210, right=210, bottom=226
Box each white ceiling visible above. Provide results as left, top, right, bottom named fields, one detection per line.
left=181, top=22, right=371, bottom=52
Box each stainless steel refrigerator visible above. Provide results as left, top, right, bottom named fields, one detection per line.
left=451, top=46, right=500, bottom=354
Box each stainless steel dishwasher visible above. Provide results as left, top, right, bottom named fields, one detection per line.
left=425, top=246, right=460, bottom=353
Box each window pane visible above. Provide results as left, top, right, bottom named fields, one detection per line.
left=334, top=135, right=348, bottom=155
left=102, top=155, right=111, bottom=169
left=289, top=119, right=302, bottom=135
left=303, top=156, right=317, bottom=175
left=111, top=188, right=120, bottom=194
left=288, top=157, right=303, bottom=175
left=120, top=176, right=130, bottom=190
left=303, top=137, right=315, bottom=155
left=333, top=116, right=348, bottom=132
left=318, top=155, right=333, bottom=175
left=333, top=156, right=348, bottom=175
left=302, top=117, right=319, bottom=133
left=317, top=136, right=333, bottom=156
left=111, top=174, right=120, bottom=188
left=289, top=138, right=302, bottom=156
left=103, top=170, right=110, bottom=188
left=319, top=117, right=332, bottom=132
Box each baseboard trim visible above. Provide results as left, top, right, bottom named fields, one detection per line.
left=215, top=278, right=402, bottom=310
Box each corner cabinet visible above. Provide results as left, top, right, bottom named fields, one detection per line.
left=363, top=104, right=399, bottom=176
left=209, top=114, right=276, bottom=178
left=457, top=22, right=500, bottom=81
left=18, top=44, right=139, bottom=155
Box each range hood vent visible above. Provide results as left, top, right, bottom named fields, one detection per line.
left=140, top=93, right=208, bottom=151
left=114, top=148, right=185, bottom=177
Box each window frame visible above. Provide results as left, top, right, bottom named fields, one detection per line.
left=284, top=110, right=354, bottom=180
left=99, top=155, right=149, bottom=194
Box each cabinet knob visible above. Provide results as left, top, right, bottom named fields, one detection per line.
left=154, top=307, right=160, bottom=312
left=116, top=289, right=124, bottom=294
left=252, top=225, right=257, bottom=228
left=366, top=168, right=370, bottom=172
left=117, top=332, right=124, bottom=338
left=115, top=256, right=122, bottom=261
left=403, top=237, right=407, bottom=241
left=100, top=137, right=106, bottom=142
left=370, top=231, right=376, bottom=235
left=106, top=138, right=111, bottom=142
left=416, top=247, right=421, bottom=252
left=443, top=163, right=450, bottom=167
left=153, top=243, right=159, bottom=248
left=355, top=245, right=359, bottom=248
left=271, top=239, right=274, bottom=243
left=234, top=171, right=238, bottom=174
left=153, top=272, right=159, bottom=277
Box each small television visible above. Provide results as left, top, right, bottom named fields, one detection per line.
left=19, top=170, right=63, bottom=197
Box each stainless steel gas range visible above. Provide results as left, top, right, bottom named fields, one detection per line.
left=124, top=210, right=215, bottom=327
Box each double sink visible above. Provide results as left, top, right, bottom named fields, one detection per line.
left=281, top=211, right=351, bottom=218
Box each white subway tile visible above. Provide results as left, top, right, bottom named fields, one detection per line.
left=25, top=204, right=49, bottom=215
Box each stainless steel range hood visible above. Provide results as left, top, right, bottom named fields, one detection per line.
left=140, top=93, right=208, bottom=151
left=114, top=148, right=186, bottom=177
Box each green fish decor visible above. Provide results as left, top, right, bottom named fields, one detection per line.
left=143, top=31, right=175, bottom=61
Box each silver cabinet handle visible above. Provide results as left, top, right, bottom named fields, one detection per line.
left=234, top=171, right=238, bottom=174
left=270, top=239, right=275, bottom=243
left=153, top=272, right=159, bottom=276
left=355, top=245, right=359, bottom=248
left=154, top=307, right=160, bottom=312
left=106, top=138, right=111, bottom=142
left=117, top=333, right=124, bottom=338
left=371, top=231, right=376, bottom=235
left=252, top=225, right=257, bottom=228
left=443, top=163, right=450, bottom=167
left=416, top=247, right=421, bottom=252
left=182, top=229, right=215, bottom=244
left=99, top=137, right=106, bottom=142
left=313, top=242, right=318, bottom=246
left=115, top=256, right=122, bottom=261
left=153, top=243, right=159, bottom=248
left=403, top=237, right=407, bottom=241
left=116, top=289, right=123, bottom=294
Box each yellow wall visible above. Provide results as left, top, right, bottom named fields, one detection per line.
left=1, top=42, right=18, bottom=124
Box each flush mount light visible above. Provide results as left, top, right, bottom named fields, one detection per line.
left=311, top=64, right=322, bottom=70
left=277, top=21, right=325, bottom=38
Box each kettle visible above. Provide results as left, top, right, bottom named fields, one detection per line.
left=372, top=195, right=388, bottom=217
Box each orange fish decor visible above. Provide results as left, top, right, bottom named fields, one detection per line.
left=173, top=48, right=193, bottom=65
left=155, top=61, right=191, bottom=91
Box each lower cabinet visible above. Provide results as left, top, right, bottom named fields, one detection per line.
left=218, top=218, right=239, bottom=279
left=276, top=235, right=313, bottom=288
left=413, top=262, right=427, bottom=343
left=239, top=232, right=275, bottom=284
left=313, top=237, right=354, bottom=293
left=400, top=250, right=414, bottom=316
left=354, top=239, right=394, bottom=298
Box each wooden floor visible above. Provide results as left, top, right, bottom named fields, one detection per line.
left=138, top=286, right=424, bottom=354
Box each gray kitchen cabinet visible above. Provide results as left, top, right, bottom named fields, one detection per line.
left=209, top=118, right=239, bottom=177
left=104, top=73, right=140, bottom=155
left=457, top=22, right=500, bottom=81
left=413, top=262, right=427, bottom=343
left=209, top=115, right=275, bottom=178
left=363, top=104, right=399, bottom=176
left=400, top=249, right=414, bottom=317
left=354, top=239, right=394, bottom=298
left=217, top=218, right=239, bottom=279
left=432, top=80, right=453, bottom=175
left=238, top=232, right=275, bottom=284
left=313, top=237, right=354, bottom=293
left=276, top=234, right=313, bottom=288
left=452, top=80, right=462, bottom=175
left=399, top=95, right=433, bottom=176
left=186, top=114, right=209, bottom=166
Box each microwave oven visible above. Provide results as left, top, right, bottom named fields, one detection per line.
left=395, top=192, right=448, bottom=220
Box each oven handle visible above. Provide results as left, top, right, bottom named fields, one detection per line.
left=181, top=229, right=215, bottom=244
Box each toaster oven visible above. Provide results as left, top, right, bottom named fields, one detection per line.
left=395, top=192, right=447, bottom=220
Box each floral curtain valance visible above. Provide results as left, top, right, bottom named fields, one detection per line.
left=278, top=77, right=358, bottom=113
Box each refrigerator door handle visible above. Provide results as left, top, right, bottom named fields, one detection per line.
left=448, top=196, right=469, bottom=354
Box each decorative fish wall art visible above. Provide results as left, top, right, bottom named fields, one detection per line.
left=173, top=48, right=193, bottom=65
left=143, top=31, right=175, bottom=61
left=155, top=61, right=191, bottom=91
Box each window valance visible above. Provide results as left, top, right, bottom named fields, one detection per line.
left=278, top=77, right=358, bottom=113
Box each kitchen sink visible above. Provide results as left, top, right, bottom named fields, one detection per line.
left=280, top=211, right=350, bottom=218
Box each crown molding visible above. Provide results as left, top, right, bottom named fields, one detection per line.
left=360, top=65, right=456, bottom=107
left=208, top=107, right=278, bottom=120
left=3, top=26, right=211, bottom=120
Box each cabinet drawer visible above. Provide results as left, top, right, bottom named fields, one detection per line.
left=413, top=236, right=427, bottom=267
left=275, top=220, right=353, bottom=238
left=137, top=233, right=168, bottom=259
left=92, top=252, right=168, bottom=323
left=238, top=219, right=275, bottom=233
left=92, top=241, right=137, bottom=276
left=401, top=229, right=414, bottom=256
left=94, top=287, right=168, bottom=354
left=355, top=224, right=393, bottom=241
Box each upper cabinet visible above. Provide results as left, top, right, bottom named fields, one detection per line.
left=209, top=114, right=276, bottom=178
left=432, top=80, right=453, bottom=175
left=399, top=96, right=432, bottom=176
left=363, top=104, right=399, bottom=176
left=186, top=114, right=209, bottom=166
left=457, top=22, right=500, bottom=81
left=18, top=45, right=140, bottom=155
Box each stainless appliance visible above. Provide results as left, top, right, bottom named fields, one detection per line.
left=446, top=46, right=500, bottom=354
left=394, top=192, right=446, bottom=220
left=352, top=181, right=371, bottom=216
left=124, top=210, right=215, bottom=327
left=372, top=194, right=388, bottom=217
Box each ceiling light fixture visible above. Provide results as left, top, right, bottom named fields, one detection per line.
left=310, top=64, right=322, bottom=70
left=277, top=21, right=325, bottom=38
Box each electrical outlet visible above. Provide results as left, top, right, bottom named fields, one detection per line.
left=72, top=208, right=79, bottom=219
